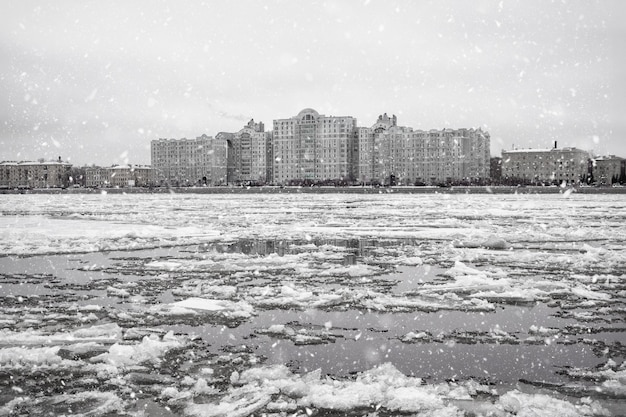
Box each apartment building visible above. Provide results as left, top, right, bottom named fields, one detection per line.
left=224, top=119, right=272, bottom=184
left=85, top=165, right=152, bottom=188
left=151, top=134, right=227, bottom=186
left=273, top=108, right=357, bottom=184
left=145, top=108, right=493, bottom=186
left=0, top=159, right=72, bottom=189
left=145, top=109, right=491, bottom=186
left=356, top=113, right=398, bottom=184
left=356, top=114, right=491, bottom=185
left=501, top=143, right=591, bottom=184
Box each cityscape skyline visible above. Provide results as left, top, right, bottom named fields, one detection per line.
left=1, top=115, right=624, bottom=167
left=1, top=1, right=625, bottom=166
left=1, top=108, right=623, bottom=189
left=1, top=110, right=623, bottom=167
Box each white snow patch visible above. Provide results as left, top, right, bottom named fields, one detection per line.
left=0, top=323, right=122, bottom=346
left=498, top=390, right=609, bottom=416
left=90, top=331, right=186, bottom=368
left=169, top=297, right=255, bottom=319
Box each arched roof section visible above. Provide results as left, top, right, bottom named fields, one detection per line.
left=372, top=122, right=390, bottom=131
left=296, top=108, right=320, bottom=120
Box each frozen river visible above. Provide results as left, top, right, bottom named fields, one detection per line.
left=0, top=191, right=625, bottom=416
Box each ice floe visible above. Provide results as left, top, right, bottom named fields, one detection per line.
left=169, top=297, right=255, bottom=319
left=1, top=193, right=625, bottom=416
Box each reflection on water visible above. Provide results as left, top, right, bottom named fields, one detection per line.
left=170, top=302, right=600, bottom=384
left=198, top=237, right=423, bottom=265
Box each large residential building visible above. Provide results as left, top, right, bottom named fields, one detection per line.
left=151, top=109, right=490, bottom=186
left=85, top=165, right=152, bottom=188
left=593, top=155, right=625, bottom=185
left=0, top=158, right=72, bottom=189
left=223, top=119, right=272, bottom=185
left=146, top=108, right=496, bottom=187
left=501, top=143, right=591, bottom=184
left=147, top=109, right=491, bottom=186
left=356, top=113, right=491, bottom=185
left=151, top=135, right=227, bottom=186
left=272, top=108, right=357, bottom=184
left=356, top=113, right=399, bottom=184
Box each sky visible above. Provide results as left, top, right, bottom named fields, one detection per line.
left=1, top=0, right=625, bottom=166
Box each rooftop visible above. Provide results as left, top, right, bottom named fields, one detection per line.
left=594, top=155, right=624, bottom=161
left=502, top=147, right=589, bottom=154
left=0, top=160, right=72, bottom=166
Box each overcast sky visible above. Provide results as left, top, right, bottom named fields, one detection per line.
left=1, top=0, right=624, bottom=166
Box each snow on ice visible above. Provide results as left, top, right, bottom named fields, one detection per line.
left=0, top=193, right=625, bottom=415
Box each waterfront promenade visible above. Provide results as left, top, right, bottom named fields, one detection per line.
left=2, top=185, right=625, bottom=195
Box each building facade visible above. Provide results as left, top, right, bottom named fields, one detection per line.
left=85, top=167, right=109, bottom=188
left=356, top=113, right=398, bottom=184
left=593, top=155, right=625, bottom=185
left=150, top=135, right=227, bottom=186
left=85, top=165, right=152, bottom=188
left=0, top=159, right=72, bottom=189
left=356, top=114, right=491, bottom=185
left=146, top=108, right=493, bottom=187
left=501, top=145, right=591, bottom=185
left=224, top=119, right=272, bottom=185
left=272, top=108, right=357, bottom=185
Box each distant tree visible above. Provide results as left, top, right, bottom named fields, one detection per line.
left=69, top=166, right=87, bottom=186
left=490, top=157, right=502, bottom=182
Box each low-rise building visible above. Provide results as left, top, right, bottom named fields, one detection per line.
left=593, top=155, right=625, bottom=185
left=0, top=158, right=72, bottom=189
left=501, top=143, right=591, bottom=185
left=85, top=165, right=152, bottom=188
left=85, top=167, right=109, bottom=188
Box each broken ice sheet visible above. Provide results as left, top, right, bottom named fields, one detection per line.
left=0, top=193, right=624, bottom=415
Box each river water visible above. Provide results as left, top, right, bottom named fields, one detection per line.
left=0, top=192, right=624, bottom=415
